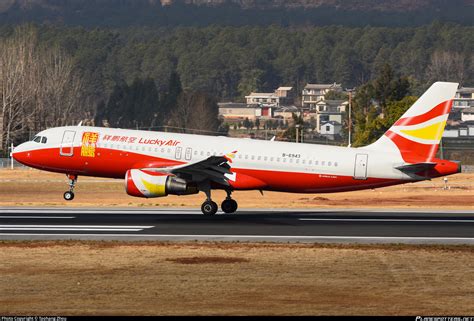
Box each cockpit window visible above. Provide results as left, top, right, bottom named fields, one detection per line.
left=33, top=136, right=41, bottom=143
left=41, top=137, right=47, bottom=144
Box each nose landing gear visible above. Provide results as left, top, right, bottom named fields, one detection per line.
left=64, top=174, right=77, bottom=201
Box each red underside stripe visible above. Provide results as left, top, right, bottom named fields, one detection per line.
left=15, top=146, right=403, bottom=193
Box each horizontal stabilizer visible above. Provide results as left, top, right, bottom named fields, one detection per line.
left=395, top=162, right=436, bottom=173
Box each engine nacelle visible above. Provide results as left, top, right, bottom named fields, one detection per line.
left=125, top=169, right=198, bottom=198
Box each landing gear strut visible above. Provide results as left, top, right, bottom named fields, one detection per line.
left=64, top=174, right=77, bottom=201
left=221, top=190, right=238, bottom=214
left=198, top=182, right=238, bottom=215
left=199, top=181, right=218, bottom=216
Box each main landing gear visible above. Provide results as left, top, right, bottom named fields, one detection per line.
left=64, top=174, right=77, bottom=201
left=221, top=191, right=238, bottom=214
left=199, top=183, right=238, bottom=216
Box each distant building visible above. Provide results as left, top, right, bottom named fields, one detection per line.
left=320, top=121, right=342, bottom=138
left=453, top=87, right=474, bottom=109
left=315, top=100, right=348, bottom=113
left=313, top=100, right=348, bottom=133
left=275, top=87, right=294, bottom=105
left=302, top=83, right=342, bottom=109
left=443, top=122, right=474, bottom=138
left=245, top=92, right=279, bottom=107
left=245, top=86, right=294, bottom=107
left=274, top=106, right=300, bottom=120
left=443, top=126, right=460, bottom=138
left=218, top=102, right=273, bottom=122
left=461, top=107, right=474, bottom=122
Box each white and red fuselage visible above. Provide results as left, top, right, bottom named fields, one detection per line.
left=12, top=125, right=459, bottom=192
left=11, top=82, right=462, bottom=213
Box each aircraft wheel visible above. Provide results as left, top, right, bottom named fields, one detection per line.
left=201, top=200, right=218, bottom=216
left=221, top=199, right=238, bottom=214
left=64, top=191, right=75, bottom=201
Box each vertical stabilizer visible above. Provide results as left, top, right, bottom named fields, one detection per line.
left=368, top=82, right=458, bottom=163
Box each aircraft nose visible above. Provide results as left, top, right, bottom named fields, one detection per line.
left=12, top=143, right=32, bottom=164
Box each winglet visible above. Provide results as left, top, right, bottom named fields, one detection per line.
left=224, top=150, right=238, bottom=163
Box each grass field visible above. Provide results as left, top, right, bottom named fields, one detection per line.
left=0, top=169, right=473, bottom=209
left=1, top=169, right=473, bottom=315
left=1, top=241, right=473, bottom=315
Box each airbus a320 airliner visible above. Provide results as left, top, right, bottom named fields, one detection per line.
left=13, top=82, right=461, bottom=215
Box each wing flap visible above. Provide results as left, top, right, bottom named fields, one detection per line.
left=139, top=153, right=236, bottom=187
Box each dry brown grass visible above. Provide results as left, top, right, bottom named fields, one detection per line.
left=0, top=241, right=473, bottom=315
left=0, top=169, right=473, bottom=209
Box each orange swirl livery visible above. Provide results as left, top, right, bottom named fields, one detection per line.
left=12, top=82, right=461, bottom=215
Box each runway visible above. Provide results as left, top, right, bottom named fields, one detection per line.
left=0, top=207, right=473, bottom=244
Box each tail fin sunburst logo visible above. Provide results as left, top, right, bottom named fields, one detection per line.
left=369, top=82, right=458, bottom=163
left=385, top=99, right=452, bottom=162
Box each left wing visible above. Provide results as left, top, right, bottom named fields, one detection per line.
left=143, top=152, right=237, bottom=186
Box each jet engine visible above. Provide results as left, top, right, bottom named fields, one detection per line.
left=125, top=169, right=198, bottom=198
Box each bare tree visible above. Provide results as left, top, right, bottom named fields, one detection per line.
left=0, top=25, right=87, bottom=153
left=0, top=25, right=37, bottom=151
left=168, top=91, right=220, bottom=134
left=36, top=46, right=85, bottom=128
left=426, top=50, right=466, bottom=85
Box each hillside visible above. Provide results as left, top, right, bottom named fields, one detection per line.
left=1, top=0, right=473, bottom=27
left=168, top=0, right=464, bottom=11
left=3, top=0, right=474, bottom=12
